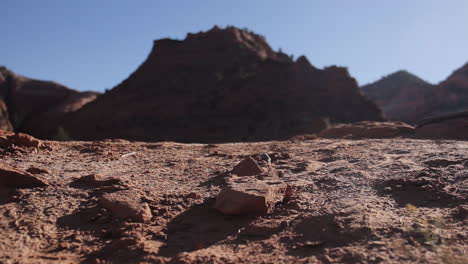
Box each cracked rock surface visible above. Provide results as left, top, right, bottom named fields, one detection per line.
left=0, top=137, right=466, bottom=263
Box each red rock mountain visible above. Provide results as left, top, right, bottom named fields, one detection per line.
left=63, top=26, right=383, bottom=142
left=433, top=63, right=468, bottom=116
left=362, top=63, right=468, bottom=124
left=362, top=71, right=433, bottom=124
left=0, top=67, right=100, bottom=138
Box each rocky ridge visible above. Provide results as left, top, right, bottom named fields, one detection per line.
left=63, top=26, right=383, bottom=142
left=362, top=63, right=468, bottom=124
left=0, top=67, right=100, bottom=139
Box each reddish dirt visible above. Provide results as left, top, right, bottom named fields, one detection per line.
left=0, top=137, right=466, bottom=263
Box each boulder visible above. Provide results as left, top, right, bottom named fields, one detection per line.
left=214, top=177, right=291, bottom=215
left=8, top=133, right=42, bottom=148
left=319, top=121, right=414, bottom=139
left=415, top=111, right=468, bottom=140
left=99, top=190, right=152, bottom=222
left=0, top=162, right=48, bottom=188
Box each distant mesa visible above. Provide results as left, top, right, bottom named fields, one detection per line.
left=0, top=66, right=100, bottom=139
left=62, top=26, right=384, bottom=142
left=362, top=62, right=468, bottom=124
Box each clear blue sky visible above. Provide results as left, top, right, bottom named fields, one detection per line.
left=2, top=0, right=467, bottom=92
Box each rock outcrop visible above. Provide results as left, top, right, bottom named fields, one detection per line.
left=362, top=63, right=468, bottom=124
left=433, top=63, right=468, bottom=116
left=0, top=130, right=42, bottom=149
left=0, top=99, right=12, bottom=131
left=214, top=177, right=291, bottom=215
left=0, top=162, right=48, bottom=188
left=0, top=67, right=100, bottom=139
left=415, top=111, right=468, bottom=140
left=319, top=121, right=414, bottom=139
left=63, top=26, right=383, bottom=142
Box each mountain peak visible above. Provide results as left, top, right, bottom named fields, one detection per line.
left=151, top=26, right=290, bottom=64
left=365, top=70, right=431, bottom=90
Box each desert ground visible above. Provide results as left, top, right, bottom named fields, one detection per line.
left=0, top=135, right=467, bottom=264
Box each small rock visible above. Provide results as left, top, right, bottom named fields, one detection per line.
left=154, top=231, right=167, bottom=240
left=26, top=167, right=50, bottom=174
left=186, top=192, right=201, bottom=199
left=280, top=220, right=290, bottom=228
left=453, top=205, right=468, bottom=220
left=99, top=190, right=152, bottom=222
left=72, top=174, right=121, bottom=187
left=173, top=204, right=184, bottom=211
left=0, top=162, right=48, bottom=188
left=259, top=153, right=272, bottom=165
left=232, top=157, right=264, bottom=176
left=384, top=187, right=392, bottom=192
left=214, top=177, right=292, bottom=215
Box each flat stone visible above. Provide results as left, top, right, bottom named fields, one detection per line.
left=73, top=174, right=121, bottom=187
left=232, top=157, right=264, bottom=176
left=99, top=190, right=152, bottom=222
left=214, top=177, right=292, bottom=215
left=0, top=162, right=48, bottom=188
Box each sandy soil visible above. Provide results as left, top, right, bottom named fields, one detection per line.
left=0, top=138, right=467, bottom=263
